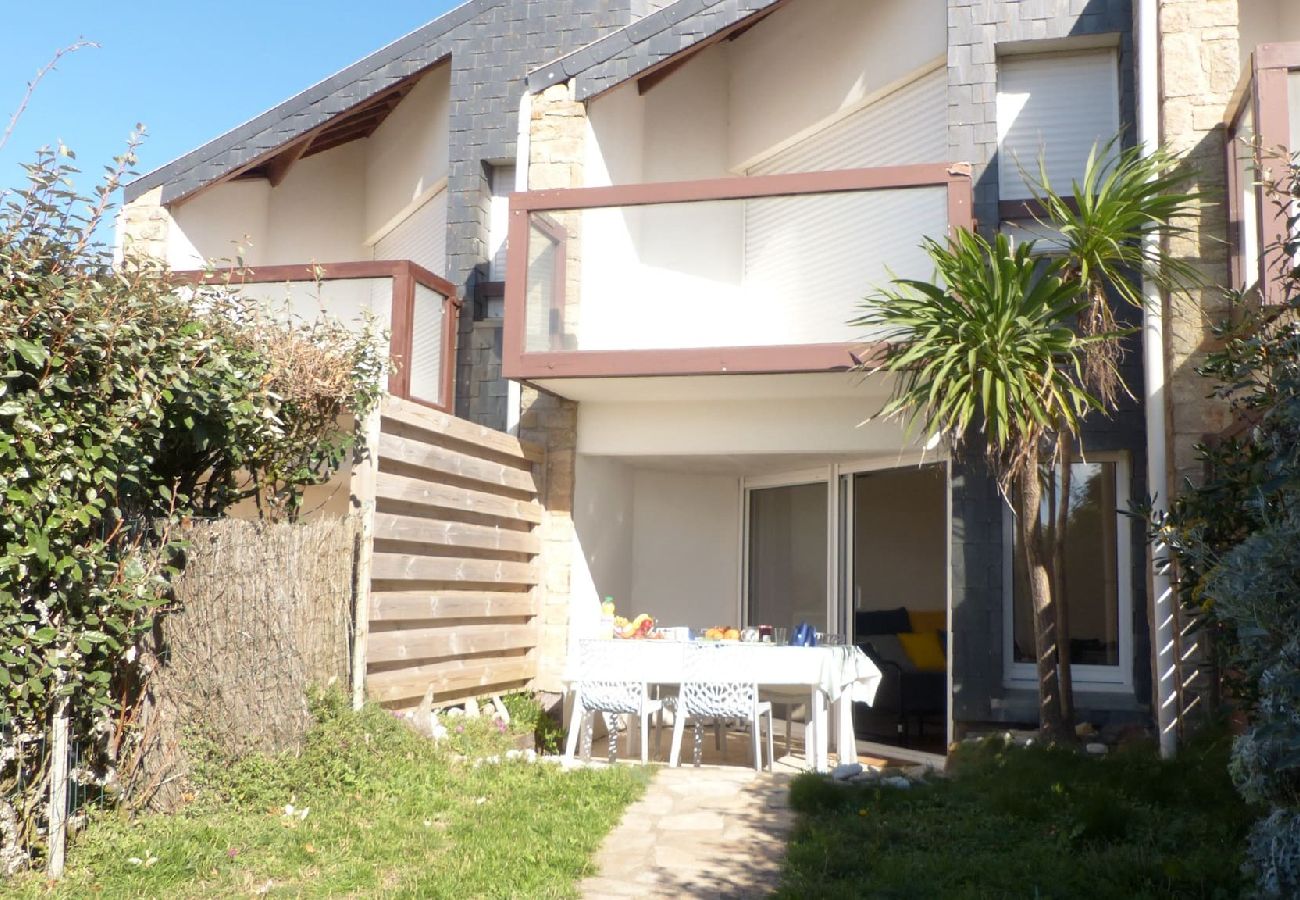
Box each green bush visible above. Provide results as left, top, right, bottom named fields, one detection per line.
left=0, top=145, right=382, bottom=867
left=1151, top=153, right=1300, bottom=896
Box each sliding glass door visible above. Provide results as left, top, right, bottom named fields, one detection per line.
left=745, top=480, right=829, bottom=632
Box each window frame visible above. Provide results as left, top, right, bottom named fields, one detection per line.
left=994, top=47, right=1121, bottom=205
left=1001, top=451, right=1134, bottom=693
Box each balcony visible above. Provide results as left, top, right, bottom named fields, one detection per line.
left=1226, top=42, right=1300, bottom=303
left=176, top=260, right=460, bottom=411
left=503, top=164, right=973, bottom=382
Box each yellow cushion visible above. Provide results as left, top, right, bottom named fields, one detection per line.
left=909, top=609, right=946, bottom=633
left=898, top=631, right=946, bottom=672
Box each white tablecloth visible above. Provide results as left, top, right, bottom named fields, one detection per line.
left=567, top=640, right=882, bottom=706
left=563, top=640, right=882, bottom=770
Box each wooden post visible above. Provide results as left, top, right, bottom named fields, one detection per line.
left=46, top=698, right=69, bottom=879
left=350, top=408, right=381, bottom=710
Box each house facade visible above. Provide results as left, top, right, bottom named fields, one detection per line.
left=118, top=0, right=1295, bottom=748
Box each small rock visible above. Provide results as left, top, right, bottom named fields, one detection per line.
left=465, top=698, right=481, bottom=718
left=903, top=765, right=931, bottom=780
left=1086, top=742, right=1108, bottom=756
left=1075, top=722, right=1097, bottom=737
left=881, top=776, right=911, bottom=789
left=850, top=771, right=879, bottom=784
left=832, top=762, right=863, bottom=781
left=445, top=707, right=464, bottom=719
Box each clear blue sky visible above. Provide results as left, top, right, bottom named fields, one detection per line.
left=1, top=2, right=461, bottom=207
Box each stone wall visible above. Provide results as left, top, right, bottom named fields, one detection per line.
left=1158, top=0, right=1238, bottom=490
left=463, top=319, right=507, bottom=428
left=117, top=187, right=174, bottom=263
left=517, top=82, right=586, bottom=693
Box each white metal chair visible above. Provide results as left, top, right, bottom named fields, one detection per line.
left=668, top=645, right=774, bottom=771
left=566, top=640, right=663, bottom=764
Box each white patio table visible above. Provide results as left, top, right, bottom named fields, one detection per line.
left=562, top=639, right=882, bottom=771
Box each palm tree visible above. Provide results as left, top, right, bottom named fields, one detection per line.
left=1029, top=142, right=1200, bottom=719
left=855, top=230, right=1109, bottom=737
left=855, top=141, right=1198, bottom=737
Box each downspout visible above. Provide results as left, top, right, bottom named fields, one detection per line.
left=1136, top=0, right=1178, bottom=759
left=506, top=89, right=532, bottom=436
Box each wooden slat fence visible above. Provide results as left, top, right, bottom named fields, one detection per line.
left=357, top=395, right=546, bottom=708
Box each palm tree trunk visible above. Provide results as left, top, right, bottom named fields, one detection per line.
left=1016, top=445, right=1066, bottom=739
left=1053, top=437, right=1075, bottom=727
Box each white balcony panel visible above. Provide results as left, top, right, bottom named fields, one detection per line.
left=227, top=278, right=394, bottom=332
left=523, top=186, right=948, bottom=354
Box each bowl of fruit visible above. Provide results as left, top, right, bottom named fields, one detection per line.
left=702, top=626, right=741, bottom=642
left=613, top=613, right=656, bottom=639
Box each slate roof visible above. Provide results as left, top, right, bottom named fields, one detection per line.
left=124, top=0, right=499, bottom=205
left=525, top=0, right=786, bottom=101
left=125, top=0, right=788, bottom=206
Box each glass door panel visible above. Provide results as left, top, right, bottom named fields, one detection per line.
left=746, top=482, right=828, bottom=632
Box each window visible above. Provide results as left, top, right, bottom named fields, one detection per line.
left=1003, top=456, right=1132, bottom=689
left=996, top=49, right=1120, bottom=202
left=486, top=163, right=516, bottom=294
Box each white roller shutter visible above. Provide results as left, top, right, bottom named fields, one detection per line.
left=374, top=188, right=447, bottom=274
left=408, top=283, right=446, bottom=406
left=996, top=50, right=1120, bottom=201
left=748, top=67, right=948, bottom=175
left=742, top=69, right=950, bottom=341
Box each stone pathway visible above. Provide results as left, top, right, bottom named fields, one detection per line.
left=581, top=764, right=794, bottom=899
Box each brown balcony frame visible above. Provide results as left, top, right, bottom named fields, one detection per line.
left=503, top=163, right=974, bottom=381
left=1226, top=42, right=1300, bottom=305
left=174, top=260, right=461, bottom=412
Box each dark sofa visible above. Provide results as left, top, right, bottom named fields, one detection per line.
left=853, top=606, right=947, bottom=746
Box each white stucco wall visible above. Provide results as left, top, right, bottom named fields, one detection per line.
left=168, top=179, right=271, bottom=268
left=576, top=396, right=917, bottom=458
left=584, top=0, right=946, bottom=183
left=571, top=455, right=741, bottom=634
left=160, top=62, right=450, bottom=272
left=570, top=0, right=947, bottom=354
left=629, top=469, right=740, bottom=627
left=726, top=0, right=946, bottom=169
left=572, top=454, right=635, bottom=615
left=364, top=65, right=452, bottom=239
left=1240, top=0, right=1300, bottom=54
left=265, top=142, right=368, bottom=264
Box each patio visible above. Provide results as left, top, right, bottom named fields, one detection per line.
left=577, top=733, right=930, bottom=899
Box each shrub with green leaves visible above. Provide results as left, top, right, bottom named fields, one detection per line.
left=1151, top=154, right=1300, bottom=896
left=0, top=145, right=382, bottom=869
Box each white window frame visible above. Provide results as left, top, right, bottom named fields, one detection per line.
left=739, top=451, right=949, bottom=639
left=1001, top=452, right=1133, bottom=693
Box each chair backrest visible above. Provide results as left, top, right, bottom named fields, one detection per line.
left=575, top=639, right=661, bottom=714
left=680, top=644, right=757, bottom=718
left=578, top=680, right=645, bottom=715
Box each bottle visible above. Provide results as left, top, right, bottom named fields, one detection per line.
left=600, top=596, right=616, bottom=639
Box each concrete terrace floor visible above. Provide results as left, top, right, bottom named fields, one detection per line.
left=576, top=728, right=926, bottom=899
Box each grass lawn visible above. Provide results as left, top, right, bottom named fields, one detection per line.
left=8, top=693, right=647, bottom=899
left=779, top=729, right=1254, bottom=899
